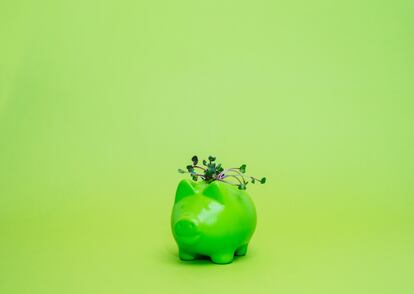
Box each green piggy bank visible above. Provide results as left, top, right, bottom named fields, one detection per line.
left=171, top=179, right=257, bottom=264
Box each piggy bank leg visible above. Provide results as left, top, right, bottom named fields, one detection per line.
left=179, top=248, right=196, bottom=261
left=235, top=244, right=248, bottom=256
left=211, top=252, right=234, bottom=264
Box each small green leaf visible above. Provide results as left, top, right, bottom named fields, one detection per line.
left=191, top=155, right=198, bottom=165
left=186, top=165, right=194, bottom=173
left=177, top=168, right=186, bottom=174
left=260, top=177, right=266, bottom=184
left=208, top=155, right=216, bottom=162
left=202, top=159, right=207, bottom=166
left=192, top=175, right=198, bottom=181
left=251, top=177, right=256, bottom=184
left=239, top=164, right=246, bottom=173
left=238, top=183, right=247, bottom=190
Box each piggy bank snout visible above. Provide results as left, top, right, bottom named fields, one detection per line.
left=174, top=219, right=200, bottom=244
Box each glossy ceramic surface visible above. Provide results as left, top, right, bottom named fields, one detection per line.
left=171, top=179, right=257, bottom=264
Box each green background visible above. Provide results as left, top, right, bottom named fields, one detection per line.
left=1, top=0, right=413, bottom=293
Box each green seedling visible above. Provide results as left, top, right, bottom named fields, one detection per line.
left=178, top=155, right=266, bottom=190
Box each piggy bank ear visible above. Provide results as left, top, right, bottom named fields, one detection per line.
left=175, top=179, right=196, bottom=203
left=203, top=182, right=224, bottom=203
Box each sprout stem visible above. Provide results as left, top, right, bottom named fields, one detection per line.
left=216, top=179, right=239, bottom=187
left=222, top=174, right=244, bottom=185
left=218, top=168, right=247, bottom=183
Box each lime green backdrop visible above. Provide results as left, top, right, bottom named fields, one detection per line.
left=1, top=0, right=413, bottom=293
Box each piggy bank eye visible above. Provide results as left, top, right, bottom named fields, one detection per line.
left=175, top=179, right=195, bottom=203
left=203, top=182, right=224, bottom=203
